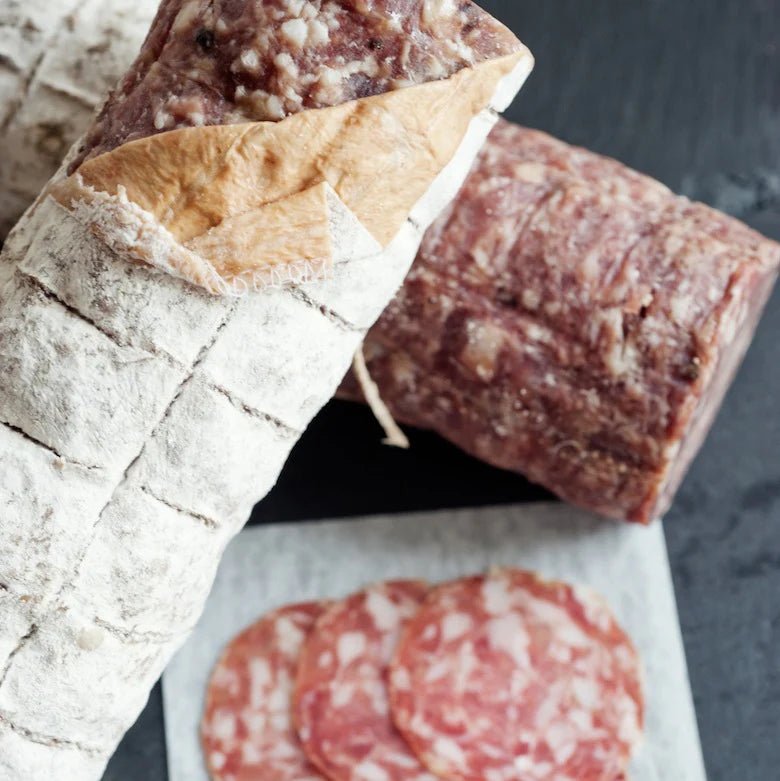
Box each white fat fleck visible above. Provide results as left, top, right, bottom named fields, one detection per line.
left=482, top=574, right=515, bottom=615
left=545, top=721, right=578, bottom=765
left=571, top=676, right=600, bottom=710
left=301, top=1, right=318, bottom=19
left=385, top=751, right=419, bottom=769
left=392, top=666, right=411, bottom=690
left=670, top=294, right=693, bottom=323
left=240, top=49, right=260, bottom=72
left=433, top=737, right=467, bottom=768
left=190, top=112, right=205, bottom=126
left=285, top=0, right=306, bottom=15
left=242, top=740, right=262, bottom=764
left=616, top=694, right=643, bottom=744
left=421, top=0, right=457, bottom=25
left=210, top=752, right=226, bottom=770
left=527, top=597, right=592, bottom=648
left=441, top=612, right=474, bottom=642
left=276, top=615, right=306, bottom=656
left=522, top=289, right=541, bottom=310
left=568, top=708, right=593, bottom=732
left=423, top=659, right=451, bottom=684
left=605, top=339, right=640, bottom=377
left=268, top=670, right=292, bottom=711
left=265, top=94, right=285, bottom=119
left=153, top=110, right=171, bottom=131
left=571, top=584, right=613, bottom=633
left=337, top=631, right=367, bottom=667
left=513, top=753, right=534, bottom=772
left=308, top=18, right=330, bottom=45
left=234, top=85, right=248, bottom=100
left=547, top=642, right=572, bottom=664
left=319, top=650, right=334, bottom=668
left=215, top=18, right=228, bottom=34
left=331, top=681, right=356, bottom=708
left=275, top=51, right=300, bottom=78
left=486, top=614, right=531, bottom=668
left=366, top=588, right=401, bottom=632
left=319, top=66, right=342, bottom=86
left=524, top=322, right=554, bottom=344
left=342, top=55, right=380, bottom=78
left=281, top=17, right=308, bottom=48
left=421, top=623, right=437, bottom=641
left=242, top=710, right=267, bottom=735
left=248, top=658, right=272, bottom=708
left=581, top=249, right=601, bottom=280
left=211, top=709, right=237, bottom=741
left=271, top=711, right=290, bottom=731
left=354, top=761, right=391, bottom=781
left=368, top=676, right=390, bottom=716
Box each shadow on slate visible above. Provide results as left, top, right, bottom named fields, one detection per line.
left=106, top=1, right=780, bottom=780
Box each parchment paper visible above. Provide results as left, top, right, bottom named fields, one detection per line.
left=162, top=503, right=707, bottom=780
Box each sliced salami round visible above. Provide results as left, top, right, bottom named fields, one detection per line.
left=389, top=569, right=644, bottom=781
left=294, top=579, right=436, bottom=781
left=201, top=602, right=328, bottom=781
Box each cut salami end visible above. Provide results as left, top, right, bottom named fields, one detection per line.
left=389, top=569, right=644, bottom=781
left=344, top=121, right=780, bottom=524
left=201, top=602, right=328, bottom=781
left=294, top=579, right=435, bottom=781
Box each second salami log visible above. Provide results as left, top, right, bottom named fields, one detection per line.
left=341, top=121, right=780, bottom=524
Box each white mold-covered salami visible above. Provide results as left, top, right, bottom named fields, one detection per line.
left=201, top=602, right=328, bottom=781
left=0, top=1, right=531, bottom=776
left=389, top=569, right=644, bottom=781
left=294, top=580, right=435, bottom=781
left=0, top=0, right=160, bottom=235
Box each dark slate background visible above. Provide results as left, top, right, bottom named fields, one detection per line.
left=106, top=2, right=780, bottom=779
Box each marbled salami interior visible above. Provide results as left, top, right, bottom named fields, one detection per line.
left=72, top=0, right=520, bottom=168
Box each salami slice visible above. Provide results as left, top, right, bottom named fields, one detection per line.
left=201, top=602, right=328, bottom=781
left=389, top=569, right=644, bottom=781
left=294, top=580, right=435, bottom=781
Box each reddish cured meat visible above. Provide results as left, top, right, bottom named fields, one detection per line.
left=294, top=580, right=435, bottom=781
left=342, top=121, right=780, bottom=523
left=389, top=569, right=644, bottom=781
left=201, top=602, right=328, bottom=781
left=73, top=0, right=520, bottom=167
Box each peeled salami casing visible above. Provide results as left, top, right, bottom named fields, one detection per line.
left=343, top=121, right=780, bottom=523
left=0, top=2, right=533, bottom=777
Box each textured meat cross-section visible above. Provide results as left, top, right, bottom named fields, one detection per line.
left=201, top=602, right=328, bottom=781
left=294, top=580, right=433, bottom=781
left=389, top=569, right=644, bottom=781
left=74, top=0, right=521, bottom=165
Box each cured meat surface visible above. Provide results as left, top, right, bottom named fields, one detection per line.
left=74, top=0, right=520, bottom=165
left=201, top=602, right=327, bottom=781
left=344, top=121, right=780, bottom=523
left=294, top=580, right=435, bottom=781
left=389, top=569, right=644, bottom=781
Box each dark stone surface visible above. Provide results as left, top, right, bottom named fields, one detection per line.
left=105, top=1, right=780, bottom=779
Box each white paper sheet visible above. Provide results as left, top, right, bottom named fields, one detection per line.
left=162, top=503, right=707, bottom=781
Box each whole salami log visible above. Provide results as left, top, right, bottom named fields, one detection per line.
left=201, top=602, right=328, bottom=781
left=343, top=121, right=780, bottom=523
left=0, top=1, right=532, bottom=776
left=294, top=580, right=434, bottom=781
left=389, top=568, right=644, bottom=781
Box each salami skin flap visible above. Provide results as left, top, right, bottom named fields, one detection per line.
left=51, top=51, right=532, bottom=296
